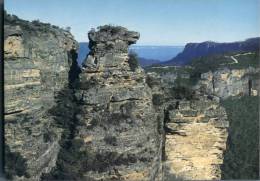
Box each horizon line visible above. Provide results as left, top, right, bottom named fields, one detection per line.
left=78, top=36, right=259, bottom=47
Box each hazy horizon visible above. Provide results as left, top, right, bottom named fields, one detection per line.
left=5, top=0, right=260, bottom=45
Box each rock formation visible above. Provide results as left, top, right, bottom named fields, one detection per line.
left=4, top=13, right=78, bottom=180
left=196, top=67, right=259, bottom=98
left=42, top=25, right=164, bottom=181
left=163, top=96, right=229, bottom=180
left=76, top=25, right=164, bottom=180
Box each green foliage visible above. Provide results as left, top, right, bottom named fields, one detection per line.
left=146, top=75, right=159, bottom=88
left=41, top=139, right=90, bottom=180
left=32, top=19, right=41, bottom=25
left=43, top=129, right=56, bottom=143
left=170, top=86, right=194, bottom=100
left=145, top=66, right=193, bottom=75
left=190, top=51, right=259, bottom=75
left=174, top=76, right=198, bottom=88
left=146, top=51, right=259, bottom=85
left=5, top=145, right=29, bottom=179
left=128, top=51, right=140, bottom=71
left=242, top=72, right=260, bottom=80
left=104, top=134, right=117, bottom=146
left=169, top=76, right=196, bottom=100
left=152, top=94, right=164, bottom=106
left=221, top=96, right=259, bottom=179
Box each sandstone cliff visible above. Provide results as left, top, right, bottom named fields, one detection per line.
left=43, top=25, right=164, bottom=181
left=4, top=13, right=78, bottom=180
left=163, top=96, right=228, bottom=180
left=196, top=67, right=259, bottom=98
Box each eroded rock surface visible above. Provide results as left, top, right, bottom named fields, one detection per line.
left=4, top=13, right=78, bottom=180
left=78, top=26, right=163, bottom=181
left=196, top=67, right=259, bottom=98
left=164, top=96, right=229, bottom=180
left=43, top=25, right=164, bottom=181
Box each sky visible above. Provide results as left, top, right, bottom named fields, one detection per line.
left=5, top=0, right=260, bottom=45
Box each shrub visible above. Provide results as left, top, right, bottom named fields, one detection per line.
left=32, top=19, right=41, bottom=25
left=104, top=134, right=117, bottom=146
left=43, top=130, right=56, bottom=143
left=128, top=51, right=140, bottom=71
left=170, top=86, right=194, bottom=100
left=146, top=75, right=160, bottom=88
left=152, top=94, right=164, bottom=105
left=5, top=146, right=29, bottom=179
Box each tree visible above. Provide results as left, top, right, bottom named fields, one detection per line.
left=128, top=51, right=139, bottom=71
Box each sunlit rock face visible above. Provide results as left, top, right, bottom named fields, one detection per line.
left=163, top=96, right=229, bottom=180
left=4, top=12, right=78, bottom=180
left=196, top=67, right=260, bottom=98
left=72, top=25, right=163, bottom=181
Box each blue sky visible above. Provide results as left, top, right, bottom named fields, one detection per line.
left=5, top=0, right=260, bottom=45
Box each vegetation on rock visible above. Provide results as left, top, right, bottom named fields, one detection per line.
left=5, top=146, right=29, bottom=179
left=221, top=96, right=259, bottom=179
left=128, top=51, right=140, bottom=71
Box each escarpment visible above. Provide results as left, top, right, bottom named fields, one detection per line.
left=4, top=13, right=78, bottom=180
left=196, top=67, right=259, bottom=98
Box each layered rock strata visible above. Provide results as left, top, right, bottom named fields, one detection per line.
left=196, top=67, right=260, bottom=98
left=163, top=96, right=229, bottom=180
left=4, top=13, right=78, bottom=180
left=47, top=25, right=163, bottom=181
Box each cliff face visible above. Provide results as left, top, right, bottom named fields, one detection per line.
left=196, top=67, right=259, bottom=98
left=4, top=13, right=78, bottom=180
left=146, top=51, right=259, bottom=179
left=77, top=26, right=163, bottom=180
left=163, top=37, right=260, bottom=65
left=163, top=96, right=228, bottom=180
left=43, top=25, right=164, bottom=181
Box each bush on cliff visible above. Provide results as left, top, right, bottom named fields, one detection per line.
left=5, top=145, right=29, bottom=179
left=152, top=94, right=164, bottom=105
left=190, top=51, right=259, bottom=75
left=221, top=96, right=259, bottom=179
left=128, top=51, right=140, bottom=71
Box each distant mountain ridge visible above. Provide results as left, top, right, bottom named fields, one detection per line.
left=162, top=37, right=260, bottom=66
left=138, top=57, right=160, bottom=67
left=130, top=45, right=184, bottom=62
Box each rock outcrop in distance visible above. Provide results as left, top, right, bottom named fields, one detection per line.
left=196, top=67, right=259, bottom=98
left=162, top=37, right=260, bottom=65
left=4, top=12, right=78, bottom=180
